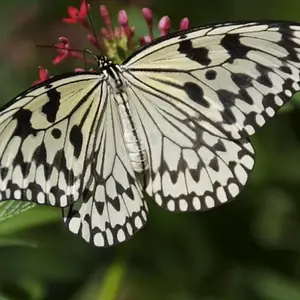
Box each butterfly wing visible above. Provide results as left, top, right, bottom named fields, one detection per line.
left=0, top=72, right=103, bottom=207
left=123, top=21, right=300, bottom=140
left=63, top=82, right=148, bottom=246
left=121, top=21, right=300, bottom=211
left=125, top=83, right=255, bottom=211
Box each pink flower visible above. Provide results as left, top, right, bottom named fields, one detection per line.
left=142, top=8, right=153, bottom=39
left=158, top=16, right=171, bottom=36
left=52, top=37, right=70, bottom=65
left=52, top=37, right=83, bottom=65
left=34, top=1, right=191, bottom=82
left=180, top=17, right=190, bottom=30
left=118, top=10, right=134, bottom=50
left=33, top=66, right=50, bottom=85
left=62, top=0, right=90, bottom=28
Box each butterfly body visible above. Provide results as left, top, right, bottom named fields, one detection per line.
left=98, top=57, right=124, bottom=92
left=1, top=21, right=300, bottom=246
left=114, top=92, right=149, bottom=173
left=97, top=56, right=149, bottom=173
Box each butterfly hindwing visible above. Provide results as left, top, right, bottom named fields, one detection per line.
left=0, top=73, right=102, bottom=206
left=63, top=84, right=148, bottom=246
left=126, top=83, right=255, bottom=211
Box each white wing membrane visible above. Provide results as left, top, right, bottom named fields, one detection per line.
left=127, top=82, right=255, bottom=211
left=0, top=73, right=102, bottom=206
left=123, top=21, right=300, bottom=139
left=121, top=21, right=300, bottom=211
left=63, top=83, right=148, bottom=246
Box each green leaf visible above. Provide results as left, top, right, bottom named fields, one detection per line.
left=0, top=237, right=37, bottom=248
left=73, top=258, right=126, bottom=300
left=98, top=258, right=126, bottom=300
left=0, top=201, right=36, bottom=223
left=0, top=204, right=60, bottom=235
left=252, top=269, right=300, bottom=300
left=0, top=293, right=13, bottom=300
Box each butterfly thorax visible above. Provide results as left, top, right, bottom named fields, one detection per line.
left=97, top=56, right=125, bottom=93
left=98, top=56, right=148, bottom=173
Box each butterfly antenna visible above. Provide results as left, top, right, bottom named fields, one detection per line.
left=86, top=1, right=103, bottom=55
left=83, top=51, right=87, bottom=69
left=35, top=44, right=88, bottom=55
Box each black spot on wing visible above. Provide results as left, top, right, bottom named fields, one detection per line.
left=209, top=157, right=219, bottom=172
left=52, top=149, right=76, bottom=186
left=42, top=89, right=61, bottom=123
left=82, top=188, right=92, bottom=203
left=279, top=65, right=292, bottom=74
left=152, top=78, right=210, bottom=108
left=205, top=70, right=217, bottom=80
left=178, top=40, right=193, bottom=53
left=20, top=162, right=31, bottom=178
left=214, top=140, right=226, bottom=152
left=262, top=93, right=277, bottom=109
left=51, top=128, right=62, bottom=139
left=238, top=89, right=254, bottom=105
left=189, top=168, right=200, bottom=182
left=256, top=64, right=273, bottom=88
left=70, top=125, right=83, bottom=159
left=0, top=167, right=8, bottom=180
left=13, top=151, right=30, bottom=178
left=34, top=142, right=47, bottom=163
left=184, top=82, right=210, bottom=108
left=231, top=73, right=253, bottom=89
left=108, top=187, right=121, bottom=211
left=217, top=89, right=236, bottom=108
left=178, top=40, right=211, bottom=65
left=13, top=108, right=37, bottom=136
left=95, top=198, right=105, bottom=215
left=221, top=34, right=251, bottom=63
left=216, top=90, right=237, bottom=124
left=222, top=108, right=237, bottom=124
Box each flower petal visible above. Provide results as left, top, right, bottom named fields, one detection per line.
left=118, top=10, right=128, bottom=26
left=62, top=17, right=78, bottom=23
left=180, top=17, right=190, bottom=30
left=79, top=0, right=89, bottom=17
left=67, top=6, right=79, bottom=18
left=158, top=16, right=171, bottom=36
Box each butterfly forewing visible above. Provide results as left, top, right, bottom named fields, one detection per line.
left=0, top=73, right=102, bottom=206
left=123, top=21, right=300, bottom=140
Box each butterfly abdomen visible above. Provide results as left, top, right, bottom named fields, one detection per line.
left=114, top=93, right=148, bottom=173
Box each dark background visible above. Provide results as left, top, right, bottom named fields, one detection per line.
left=1, top=0, right=300, bottom=299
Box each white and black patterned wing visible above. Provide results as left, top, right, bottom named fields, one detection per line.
left=126, top=82, right=255, bottom=211
left=63, top=83, right=148, bottom=247
left=120, top=21, right=300, bottom=211
left=123, top=21, right=300, bottom=140
left=0, top=72, right=102, bottom=207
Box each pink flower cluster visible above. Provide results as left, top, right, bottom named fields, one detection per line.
left=34, top=0, right=190, bottom=84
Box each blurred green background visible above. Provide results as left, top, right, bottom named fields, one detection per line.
left=1, top=0, right=300, bottom=299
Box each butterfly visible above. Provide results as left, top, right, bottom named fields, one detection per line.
left=0, top=21, right=300, bottom=247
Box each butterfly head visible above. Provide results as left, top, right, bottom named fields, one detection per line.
left=96, top=56, right=124, bottom=92
left=96, top=56, right=114, bottom=70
